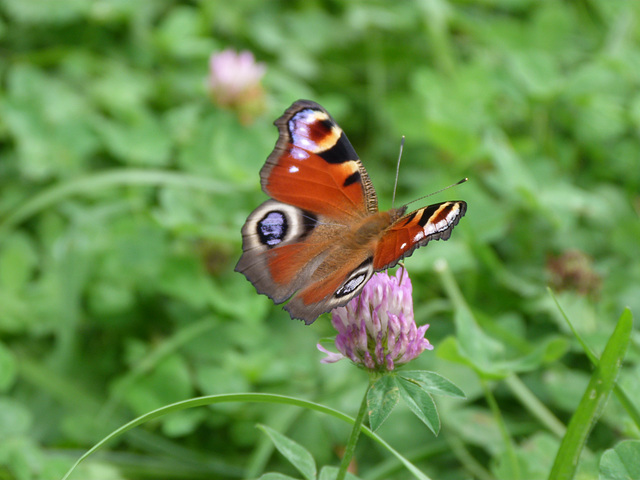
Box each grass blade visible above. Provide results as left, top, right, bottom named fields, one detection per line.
left=548, top=308, right=633, bottom=480
left=61, top=392, right=431, bottom=480
left=550, top=290, right=640, bottom=430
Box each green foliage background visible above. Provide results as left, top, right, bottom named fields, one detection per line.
left=0, top=1, right=639, bottom=479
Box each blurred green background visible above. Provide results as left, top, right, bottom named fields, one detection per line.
left=0, top=1, right=639, bottom=479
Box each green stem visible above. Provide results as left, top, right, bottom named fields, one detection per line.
left=504, top=375, right=566, bottom=438
left=337, top=382, right=371, bottom=480
left=445, top=434, right=494, bottom=480
left=481, top=379, right=520, bottom=480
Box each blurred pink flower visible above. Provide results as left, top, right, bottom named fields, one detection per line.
left=207, top=49, right=266, bottom=123
left=318, top=269, right=433, bottom=371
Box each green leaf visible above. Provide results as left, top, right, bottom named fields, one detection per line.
left=437, top=263, right=570, bottom=379
left=0, top=169, right=241, bottom=241
left=89, top=62, right=153, bottom=118
left=436, top=336, right=507, bottom=380
left=258, top=474, right=301, bottom=480
left=0, top=397, right=32, bottom=436
left=0, top=341, right=17, bottom=391
left=453, top=300, right=504, bottom=370
left=600, top=440, right=640, bottom=480
left=194, top=364, right=249, bottom=398
left=258, top=424, right=316, bottom=480
left=436, top=263, right=511, bottom=379
left=367, top=375, right=399, bottom=432
left=155, top=6, right=214, bottom=59
left=396, top=376, right=440, bottom=435
left=507, top=50, right=563, bottom=99
left=447, top=407, right=502, bottom=453
left=548, top=309, right=633, bottom=480
left=1, top=0, right=90, bottom=23
left=0, top=232, right=37, bottom=291
left=398, top=371, right=465, bottom=399
left=116, top=353, right=193, bottom=417
left=96, top=113, right=172, bottom=166
left=0, top=291, right=30, bottom=333
left=0, top=64, right=98, bottom=180
left=160, top=409, right=206, bottom=438
left=318, top=465, right=362, bottom=480
left=493, top=433, right=558, bottom=480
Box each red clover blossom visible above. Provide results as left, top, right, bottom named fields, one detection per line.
left=318, top=269, right=433, bottom=371
left=207, top=49, right=266, bottom=123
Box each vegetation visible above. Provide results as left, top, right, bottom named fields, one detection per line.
left=0, top=1, right=638, bottom=479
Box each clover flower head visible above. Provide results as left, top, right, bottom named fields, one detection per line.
left=318, top=269, right=433, bottom=371
left=207, top=49, right=266, bottom=123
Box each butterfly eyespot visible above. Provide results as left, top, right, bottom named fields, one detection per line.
left=257, top=211, right=287, bottom=247
left=334, top=258, right=374, bottom=299
left=335, top=273, right=366, bottom=297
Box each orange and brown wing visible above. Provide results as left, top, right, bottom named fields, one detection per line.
left=260, top=100, right=378, bottom=219
left=235, top=199, right=377, bottom=324
left=373, top=201, right=467, bottom=270
left=237, top=100, right=382, bottom=324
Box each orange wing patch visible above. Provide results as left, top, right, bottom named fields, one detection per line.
left=373, top=201, right=467, bottom=270
left=260, top=100, right=374, bottom=219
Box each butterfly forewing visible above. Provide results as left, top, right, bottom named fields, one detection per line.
left=373, top=201, right=467, bottom=270
left=260, top=100, right=378, bottom=219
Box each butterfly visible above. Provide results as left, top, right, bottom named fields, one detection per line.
left=235, top=100, right=467, bottom=324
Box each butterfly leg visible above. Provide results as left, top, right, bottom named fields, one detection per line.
left=397, top=262, right=406, bottom=286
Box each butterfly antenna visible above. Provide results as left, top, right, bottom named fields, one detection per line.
left=405, top=178, right=469, bottom=207
left=391, top=136, right=405, bottom=209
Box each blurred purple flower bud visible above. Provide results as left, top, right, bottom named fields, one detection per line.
left=207, top=49, right=266, bottom=123
left=318, top=269, right=433, bottom=371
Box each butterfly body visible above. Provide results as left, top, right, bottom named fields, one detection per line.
left=236, top=100, right=466, bottom=324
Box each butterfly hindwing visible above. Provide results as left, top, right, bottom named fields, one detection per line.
left=236, top=199, right=326, bottom=305
left=284, top=255, right=375, bottom=323
left=235, top=199, right=380, bottom=324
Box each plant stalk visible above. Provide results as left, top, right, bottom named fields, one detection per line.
left=337, top=383, right=371, bottom=480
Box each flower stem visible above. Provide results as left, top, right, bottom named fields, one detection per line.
left=337, top=382, right=371, bottom=480
left=481, top=379, right=520, bottom=480
left=504, top=374, right=565, bottom=438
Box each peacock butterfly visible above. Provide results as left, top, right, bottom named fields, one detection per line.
left=236, top=100, right=467, bottom=324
